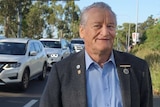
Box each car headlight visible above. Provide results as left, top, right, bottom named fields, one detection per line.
left=6, top=63, right=21, bottom=68
left=50, top=54, right=59, bottom=58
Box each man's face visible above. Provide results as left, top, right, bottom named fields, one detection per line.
left=80, top=7, right=116, bottom=55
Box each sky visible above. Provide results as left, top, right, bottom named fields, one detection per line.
left=75, top=0, right=160, bottom=25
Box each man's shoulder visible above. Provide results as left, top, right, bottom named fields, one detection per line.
left=113, top=50, right=147, bottom=64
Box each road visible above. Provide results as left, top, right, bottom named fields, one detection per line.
left=154, top=96, right=160, bottom=107
left=0, top=76, right=47, bottom=107
left=0, top=74, right=160, bottom=107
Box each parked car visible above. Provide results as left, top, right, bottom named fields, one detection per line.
left=40, top=38, right=71, bottom=68
left=70, top=38, right=84, bottom=53
left=0, top=38, right=48, bottom=91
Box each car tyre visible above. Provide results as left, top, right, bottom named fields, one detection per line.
left=38, top=64, right=47, bottom=81
left=19, top=69, right=29, bottom=91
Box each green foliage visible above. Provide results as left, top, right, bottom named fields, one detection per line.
left=0, top=0, right=32, bottom=37
left=116, top=23, right=135, bottom=51
left=130, top=22, right=160, bottom=95
left=23, top=1, right=45, bottom=38
left=137, top=15, right=155, bottom=43
left=142, top=24, right=160, bottom=50
left=0, top=0, right=80, bottom=39
left=144, top=51, right=160, bottom=94
left=44, top=1, right=80, bottom=39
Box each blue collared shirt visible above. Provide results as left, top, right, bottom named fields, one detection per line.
left=85, top=51, right=123, bottom=107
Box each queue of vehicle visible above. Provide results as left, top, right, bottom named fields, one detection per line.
left=0, top=37, right=84, bottom=91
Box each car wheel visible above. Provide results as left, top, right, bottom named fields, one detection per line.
left=61, top=57, right=63, bottom=60
left=19, top=69, right=29, bottom=91
left=38, top=64, right=47, bottom=81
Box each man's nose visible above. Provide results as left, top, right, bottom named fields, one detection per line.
left=101, top=26, right=109, bottom=36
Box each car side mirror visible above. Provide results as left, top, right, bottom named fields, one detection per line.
left=29, top=51, right=37, bottom=56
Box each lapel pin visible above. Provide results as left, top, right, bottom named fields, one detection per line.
left=76, top=65, right=81, bottom=75
left=120, top=64, right=131, bottom=75
left=123, top=68, right=129, bottom=74
left=120, top=64, right=131, bottom=68
left=77, top=70, right=81, bottom=75
left=76, top=65, right=80, bottom=69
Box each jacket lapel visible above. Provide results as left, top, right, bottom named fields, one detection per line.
left=114, top=50, right=131, bottom=107
left=70, top=50, right=87, bottom=107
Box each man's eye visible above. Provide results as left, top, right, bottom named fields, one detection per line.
left=107, top=25, right=114, bottom=28
left=107, top=25, right=115, bottom=30
left=93, top=25, right=101, bottom=28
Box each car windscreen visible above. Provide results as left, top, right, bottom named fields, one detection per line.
left=0, top=42, right=26, bottom=55
left=71, top=40, right=84, bottom=44
left=41, top=41, right=61, bottom=48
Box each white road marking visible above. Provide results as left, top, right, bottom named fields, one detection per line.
left=23, top=99, right=38, bottom=107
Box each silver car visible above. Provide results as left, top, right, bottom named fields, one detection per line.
left=70, top=38, right=84, bottom=53
left=40, top=38, right=71, bottom=68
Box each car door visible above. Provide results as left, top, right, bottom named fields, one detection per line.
left=33, top=41, right=44, bottom=73
left=27, top=41, right=39, bottom=77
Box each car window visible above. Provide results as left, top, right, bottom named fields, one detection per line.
left=41, top=41, right=61, bottom=48
left=38, top=42, right=43, bottom=51
left=0, top=42, right=26, bottom=55
left=61, top=39, right=68, bottom=49
left=34, top=42, right=41, bottom=53
left=29, top=42, right=36, bottom=52
left=71, top=40, right=84, bottom=44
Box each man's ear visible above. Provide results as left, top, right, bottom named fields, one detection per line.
left=79, top=25, right=84, bottom=39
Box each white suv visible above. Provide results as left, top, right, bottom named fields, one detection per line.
left=0, top=38, right=48, bottom=91
left=40, top=38, right=71, bottom=68
left=70, top=38, right=84, bottom=53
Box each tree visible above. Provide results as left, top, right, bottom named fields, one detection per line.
left=116, top=23, right=135, bottom=51
left=63, top=1, right=80, bottom=39
left=45, top=1, right=63, bottom=38
left=145, top=23, right=160, bottom=50
left=0, top=0, right=32, bottom=37
left=0, top=0, right=81, bottom=39
left=44, top=1, right=80, bottom=39
left=138, top=15, right=155, bottom=43
left=24, top=1, right=49, bottom=39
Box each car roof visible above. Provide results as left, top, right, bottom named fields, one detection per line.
left=40, top=38, right=61, bottom=41
left=0, top=38, right=32, bottom=43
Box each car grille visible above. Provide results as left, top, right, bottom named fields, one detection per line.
left=0, top=79, right=5, bottom=84
left=74, top=46, right=83, bottom=50
left=0, top=63, right=6, bottom=73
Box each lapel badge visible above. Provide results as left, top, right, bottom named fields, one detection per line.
left=76, top=65, right=80, bottom=69
left=120, top=64, right=131, bottom=75
left=123, top=68, right=129, bottom=74
left=77, top=70, right=81, bottom=74
left=76, top=65, right=81, bottom=75
left=120, top=65, right=131, bottom=68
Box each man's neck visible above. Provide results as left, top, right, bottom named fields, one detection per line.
left=88, top=50, right=112, bottom=67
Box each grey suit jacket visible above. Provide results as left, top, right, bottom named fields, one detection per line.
left=39, top=49, right=153, bottom=107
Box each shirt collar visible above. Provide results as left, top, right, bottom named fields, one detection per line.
left=85, top=51, right=94, bottom=70
left=85, top=50, right=116, bottom=70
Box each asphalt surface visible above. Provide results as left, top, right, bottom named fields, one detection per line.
left=153, top=96, right=160, bottom=107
